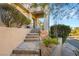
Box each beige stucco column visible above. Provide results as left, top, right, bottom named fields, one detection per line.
left=44, top=15, right=49, bottom=31
left=44, top=6, right=49, bottom=31
left=29, top=13, right=33, bottom=28
left=33, top=18, right=40, bottom=29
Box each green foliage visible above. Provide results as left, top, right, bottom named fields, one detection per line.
left=50, top=24, right=71, bottom=44
left=43, top=37, right=58, bottom=47
left=39, top=3, right=48, bottom=8
left=31, top=3, right=48, bottom=9
left=31, top=3, right=38, bottom=8
left=40, top=23, right=44, bottom=30
left=43, top=38, right=50, bottom=47
left=24, top=18, right=31, bottom=25
left=14, top=3, right=29, bottom=13
left=31, top=3, right=48, bottom=18
left=50, top=38, right=58, bottom=44
left=0, top=4, right=31, bottom=27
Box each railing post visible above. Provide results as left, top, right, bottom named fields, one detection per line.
left=39, top=49, right=41, bottom=56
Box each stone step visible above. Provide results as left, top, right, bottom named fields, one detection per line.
left=26, top=33, right=39, bottom=38
left=24, top=38, right=40, bottom=41
left=28, top=33, right=39, bottom=35
left=11, top=54, right=39, bottom=56
left=31, top=29, right=40, bottom=33
left=12, top=50, right=39, bottom=55
left=26, top=35, right=39, bottom=38
left=11, top=41, right=40, bottom=56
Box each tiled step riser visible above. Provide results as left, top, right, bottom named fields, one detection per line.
left=12, top=50, right=39, bottom=54
left=28, top=33, right=39, bottom=35
left=26, top=36, right=39, bottom=38
left=11, top=54, right=39, bottom=56
left=24, top=38, right=40, bottom=41
left=26, top=33, right=40, bottom=39
left=26, top=35, right=39, bottom=38
left=31, top=30, right=40, bottom=33
left=24, top=40, right=39, bottom=42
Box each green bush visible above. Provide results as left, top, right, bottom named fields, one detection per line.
left=50, top=24, right=71, bottom=44
left=43, top=37, right=58, bottom=47
left=43, top=38, right=50, bottom=47
left=50, top=38, right=58, bottom=44
left=0, top=4, right=31, bottom=27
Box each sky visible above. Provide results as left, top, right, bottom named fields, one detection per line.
left=39, top=4, right=79, bottom=28
left=39, top=16, right=79, bottom=28
left=49, top=3, right=79, bottom=28
left=50, top=17, right=79, bottom=28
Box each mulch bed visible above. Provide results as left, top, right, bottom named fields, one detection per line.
left=40, top=43, right=56, bottom=56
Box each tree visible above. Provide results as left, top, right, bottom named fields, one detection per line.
left=50, top=24, right=71, bottom=44
left=50, top=3, right=79, bottom=20
left=0, top=4, right=31, bottom=27
left=49, top=3, right=79, bottom=43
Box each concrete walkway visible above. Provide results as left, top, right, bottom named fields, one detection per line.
left=61, top=43, right=76, bottom=56
left=52, top=42, right=76, bottom=56
left=51, top=45, right=62, bottom=56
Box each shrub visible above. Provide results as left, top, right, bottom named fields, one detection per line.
left=0, top=4, right=31, bottom=27
left=50, top=24, right=71, bottom=44
left=43, top=38, right=50, bottom=47
left=50, top=38, right=58, bottom=44
left=43, top=37, right=58, bottom=47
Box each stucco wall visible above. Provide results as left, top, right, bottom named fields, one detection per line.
left=40, top=30, right=48, bottom=39
left=0, top=27, right=31, bottom=56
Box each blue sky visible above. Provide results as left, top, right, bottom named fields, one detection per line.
left=39, top=4, right=79, bottom=28
left=49, top=3, right=79, bottom=28
left=50, top=17, right=79, bottom=28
